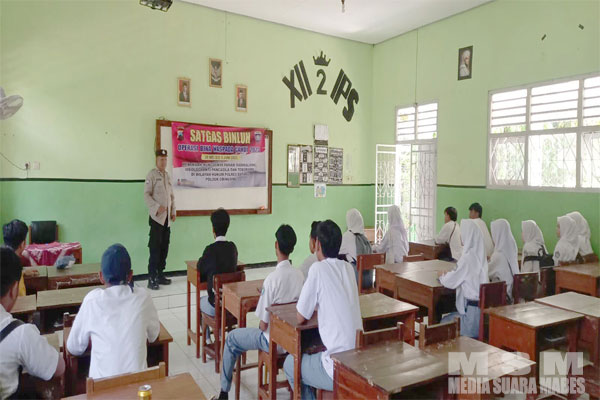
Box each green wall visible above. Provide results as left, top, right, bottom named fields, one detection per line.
left=372, top=0, right=600, bottom=253
left=0, top=181, right=374, bottom=273
left=0, top=0, right=375, bottom=272
left=1, top=0, right=599, bottom=271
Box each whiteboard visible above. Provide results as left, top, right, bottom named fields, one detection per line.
left=158, top=121, right=272, bottom=215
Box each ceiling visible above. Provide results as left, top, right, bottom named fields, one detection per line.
left=180, top=0, right=493, bottom=44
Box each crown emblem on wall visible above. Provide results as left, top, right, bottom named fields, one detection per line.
left=313, top=51, right=331, bottom=66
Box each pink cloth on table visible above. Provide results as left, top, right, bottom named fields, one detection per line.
left=24, top=242, right=81, bottom=266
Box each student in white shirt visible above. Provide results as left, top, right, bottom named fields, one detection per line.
left=0, top=248, right=65, bottom=399
left=488, top=219, right=519, bottom=301
left=553, top=215, right=580, bottom=266
left=567, top=211, right=594, bottom=257
left=339, top=209, right=373, bottom=289
left=434, top=206, right=463, bottom=261
left=439, top=219, right=489, bottom=338
left=373, top=205, right=409, bottom=263
left=213, top=225, right=304, bottom=400
left=299, top=221, right=320, bottom=279
left=521, top=220, right=547, bottom=274
left=284, top=220, right=362, bottom=400
left=469, top=202, right=494, bottom=258
left=66, top=244, right=160, bottom=379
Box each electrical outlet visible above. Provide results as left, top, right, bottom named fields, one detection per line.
left=32, top=162, right=40, bottom=170
left=24, top=162, right=30, bottom=170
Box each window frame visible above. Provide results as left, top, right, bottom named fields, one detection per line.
left=487, top=72, right=600, bottom=193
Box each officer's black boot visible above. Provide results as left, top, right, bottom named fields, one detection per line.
left=157, top=275, right=171, bottom=285
left=147, top=277, right=159, bottom=290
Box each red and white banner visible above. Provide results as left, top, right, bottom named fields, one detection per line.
left=171, top=122, right=267, bottom=188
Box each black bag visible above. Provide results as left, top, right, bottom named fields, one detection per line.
left=437, top=223, right=456, bottom=261
left=523, top=246, right=554, bottom=268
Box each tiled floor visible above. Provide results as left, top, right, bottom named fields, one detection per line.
left=135, top=267, right=281, bottom=400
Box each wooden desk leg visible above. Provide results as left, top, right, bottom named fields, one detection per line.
left=293, top=339, right=301, bottom=400
left=404, top=311, right=416, bottom=345
left=566, top=322, right=579, bottom=400
left=268, top=339, right=277, bottom=400
left=428, top=293, right=437, bottom=325
left=163, top=342, right=169, bottom=376
left=235, top=304, right=245, bottom=400
left=187, top=280, right=191, bottom=346
left=196, top=277, right=201, bottom=359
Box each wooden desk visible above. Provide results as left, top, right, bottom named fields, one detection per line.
left=364, top=227, right=376, bottom=244
left=42, top=333, right=60, bottom=352
left=23, top=265, right=48, bottom=294
left=63, top=322, right=173, bottom=396
left=332, top=336, right=536, bottom=400
left=267, top=303, right=321, bottom=400
left=536, top=292, right=600, bottom=366
left=409, top=239, right=445, bottom=260
left=376, top=260, right=456, bottom=323
left=63, top=373, right=206, bottom=400
left=47, top=263, right=101, bottom=290
left=359, top=292, right=418, bottom=344
left=12, top=295, right=37, bottom=322
left=186, top=260, right=207, bottom=357
left=37, top=285, right=102, bottom=333
left=488, top=302, right=582, bottom=384
left=554, top=263, right=600, bottom=297
left=220, top=279, right=264, bottom=399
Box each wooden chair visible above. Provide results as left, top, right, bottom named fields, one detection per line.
left=418, top=319, right=460, bottom=349
left=63, top=312, right=89, bottom=396
left=539, top=266, right=556, bottom=298
left=478, top=281, right=507, bottom=342
left=86, top=362, right=165, bottom=394
left=357, top=253, right=386, bottom=294
left=403, top=253, right=425, bottom=262
left=201, top=271, right=245, bottom=373
left=512, top=272, right=539, bottom=303
left=29, top=221, right=58, bottom=244
left=356, top=322, right=405, bottom=348
left=257, top=349, right=291, bottom=400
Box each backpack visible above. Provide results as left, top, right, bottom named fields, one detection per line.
left=523, top=246, right=554, bottom=268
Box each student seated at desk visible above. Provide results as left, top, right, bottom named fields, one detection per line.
left=373, top=205, right=409, bottom=263
left=553, top=215, right=579, bottom=266
left=197, top=208, right=238, bottom=319
left=213, top=225, right=304, bottom=400
left=488, top=219, right=519, bottom=301
left=300, top=221, right=321, bottom=279
left=521, top=220, right=547, bottom=274
left=340, top=209, right=373, bottom=289
left=2, top=219, right=37, bottom=297
left=468, top=203, right=494, bottom=259
left=438, top=220, right=489, bottom=338
left=66, top=244, right=160, bottom=379
left=0, top=248, right=65, bottom=399
left=434, top=206, right=462, bottom=261
left=567, top=211, right=595, bottom=258
left=284, top=220, right=362, bottom=400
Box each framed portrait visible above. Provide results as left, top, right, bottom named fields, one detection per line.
left=458, top=46, right=473, bottom=80
left=209, top=58, right=222, bottom=88
left=235, top=85, right=247, bottom=112
left=177, top=77, right=191, bottom=106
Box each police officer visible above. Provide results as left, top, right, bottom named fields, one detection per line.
left=144, top=149, right=176, bottom=290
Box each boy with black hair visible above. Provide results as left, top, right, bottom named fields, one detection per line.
left=212, top=224, right=304, bottom=400
left=198, top=208, right=239, bottom=318
left=0, top=248, right=65, bottom=399
left=284, top=220, right=362, bottom=400
left=299, top=221, right=321, bottom=278
left=67, top=244, right=160, bottom=379
left=468, top=202, right=494, bottom=258
left=435, top=206, right=463, bottom=261
left=2, top=219, right=34, bottom=296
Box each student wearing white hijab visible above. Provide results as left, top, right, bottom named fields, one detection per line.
left=339, top=209, right=373, bottom=289
left=468, top=203, right=494, bottom=259
left=373, top=205, right=409, bottom=263
left=434, top=206, right=463, bottom=261
left=488, top=219, right=519, bottom=301
left=521, top=220, right=547, bottom=274
left=439, top=219, right=489, bottom=338
left=553, top=215, right=580, bottom=266
left=567, top=211, right=594, bottom=257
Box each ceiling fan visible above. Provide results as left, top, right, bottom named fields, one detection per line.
left=0, top=87, right=23, bottom=120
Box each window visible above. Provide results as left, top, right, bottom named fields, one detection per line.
left=488, top=74, right=600, bottom=190
left=375, top=102, right=437, bottom=244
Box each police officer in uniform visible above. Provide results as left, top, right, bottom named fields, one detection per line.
left=144, top=149, right=176, bottom=290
